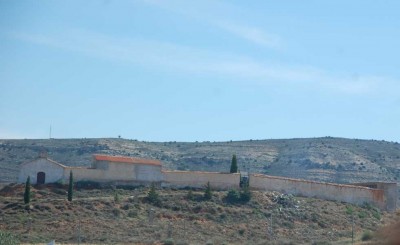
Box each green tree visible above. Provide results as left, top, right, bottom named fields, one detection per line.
left=186, top=189, right=194, bottom=200
left=239, top=185, right=251, bottom=203
left=204, top=181, right=212, bottom=200
left=147, top=183, right=160, bottom=205
left=230, top=154, right=238, bottom=173
left=68, top=171, right=73, bottom=202
left=24, top=176, right=30, bottom=204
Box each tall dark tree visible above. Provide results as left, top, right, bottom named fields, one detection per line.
left=230, top=154, right=238, bottom=173
left=147, top=182, right=160, bottom=205
left=24, top=176, right=30, bottom=204
left=68, top=170, right=73, bottom=202
left=204, top=181, right=212, bottom=200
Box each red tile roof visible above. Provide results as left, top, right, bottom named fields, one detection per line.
left=93, top=154, right=161, bottom=166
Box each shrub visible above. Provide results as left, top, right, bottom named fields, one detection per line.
left=127, top=210, right=138, bottom=218
left=345, top=206, right=354, bottom=215
left=239, top=186, right=251, bottom=203
left=361, top=231, right=373, bottom=241
left=75, top=180, right=101, bottom=189
left=225, top=187, right=251, bottom=204
left=226, top=190, right=240, bottom=203
left=283, top=221, right=295, bottom=229
left=114, top=191, right=121, bottom=203
left=358, top=211, right=368, bottom=219
left=186, top=190, right=194, bottom=200
left=163, top=238, right=175, bottom=245
left=0, top=230, right=19, bottom=245
left=121, top=203, right=131, bottom=210
left=372, top=210, right=381, bottom=220
left=312, top=242, right=331, bottom=245
left=112, top=208, right=121, bottom=217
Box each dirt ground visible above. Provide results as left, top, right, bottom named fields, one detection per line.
left=1, top=183, right=399, bottom=244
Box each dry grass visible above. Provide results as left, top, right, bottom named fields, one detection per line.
left=1, top=184, right=398, bottom=244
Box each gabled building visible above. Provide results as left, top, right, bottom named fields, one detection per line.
left=18, top=154, right=163, bottom=185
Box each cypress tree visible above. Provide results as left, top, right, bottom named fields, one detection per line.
left=147, top=182, right=160, bottom=205
left=68, top=170, right=73, bottom=202
left=204, top=181, right=212, bottom=200
left=24, top=176, right=30, bottom=204
left=230, top=154, right=238, bottom=173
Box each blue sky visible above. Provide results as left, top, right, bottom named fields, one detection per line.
left=1, top=0, right=399, bottom=142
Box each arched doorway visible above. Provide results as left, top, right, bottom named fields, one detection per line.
left=37, top=172, right=45, bottom=184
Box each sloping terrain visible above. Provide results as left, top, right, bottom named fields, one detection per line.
left=0, top=184, right=398, bottom=244
left=0, top=137, right=399, bottom=187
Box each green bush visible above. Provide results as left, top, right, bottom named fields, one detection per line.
left=0, top=230, right=19, bottom=245
left=186, top=190, right=194, bottom=200
left=239, top=186, right=251, bottom=203
left=312, top=242, right=331, bottom=245
left=114, top=191, right=121, bottom=203
left=361, top=231, right=373, bottom=241
left=163, top=238, right=175, bottom=245
left=372, top=210, right=381, bottom=220
left=358, top=211, right=368, bottom=219
left=345, top=206, right=354, bottom=215
left=226, top=189, right=240, bottom=203
left=75, top=180, right=101, bottom=189
left=127, top=210, right=138, bottom=218
left=225, top=187, right=251, bottom=204
left=112, top=208, right=121, bottom=217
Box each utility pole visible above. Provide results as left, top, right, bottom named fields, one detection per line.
left=268, top=213, right=273, bottom=239
left=167, top=222, right=172, bottom=239
left=77, top=219, right=81, bottom=245
left=351, top=214, right=354, bottom=245
left=148, top=208, right=154, bottom=225
left=183, top=220, right=187, bottom=240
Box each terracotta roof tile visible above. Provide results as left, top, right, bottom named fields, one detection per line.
left=93, top=154, right=161, bottom=166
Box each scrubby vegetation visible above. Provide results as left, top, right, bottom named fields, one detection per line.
left=0, top=183, right=397, bottom=244
left=0, top=230, right=19, bottom=245
left=225, top=186, right=251, bottom=204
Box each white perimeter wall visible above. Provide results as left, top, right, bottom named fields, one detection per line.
left=64, top=163, right=163, bottom=183
left=162, top=170, right=240, bottom=189
left=250, top=174, right=386, bottom=210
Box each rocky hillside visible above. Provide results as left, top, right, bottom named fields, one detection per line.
left=0, top=137, right=399, bottom=187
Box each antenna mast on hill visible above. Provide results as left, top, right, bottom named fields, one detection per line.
left=49, top=125, right=52, bottom=139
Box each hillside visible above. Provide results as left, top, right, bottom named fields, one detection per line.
left=1, top=183, right=398, bottom=244
left=1, top=137, right=399, bottom=187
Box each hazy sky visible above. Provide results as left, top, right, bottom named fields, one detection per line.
left=1, top=0, right=399, bottom=142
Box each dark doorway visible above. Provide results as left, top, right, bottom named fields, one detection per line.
left=37, top=172, right=45, bottom=184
